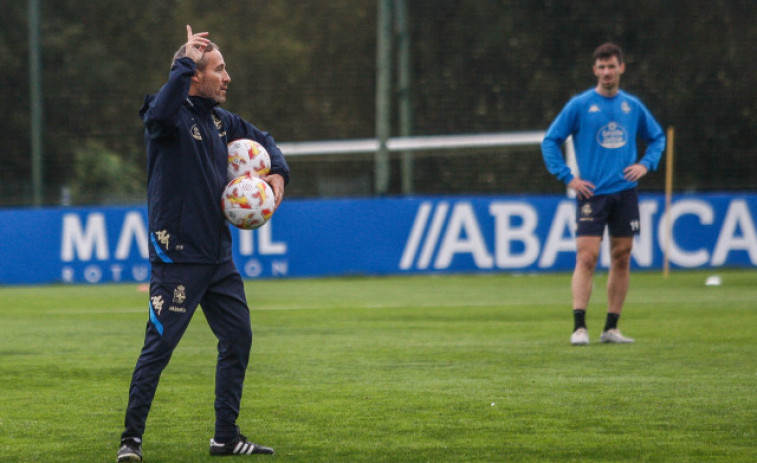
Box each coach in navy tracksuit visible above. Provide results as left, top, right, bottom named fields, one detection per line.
left=118, top=26, right=289, bottom=462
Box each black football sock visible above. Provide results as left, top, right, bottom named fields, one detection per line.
left=573, top=309, right=586, bottom=332
left=604, top=312, right=620, bottom=331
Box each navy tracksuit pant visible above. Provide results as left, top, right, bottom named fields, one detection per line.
left=122, top=260, right=252, bottom=442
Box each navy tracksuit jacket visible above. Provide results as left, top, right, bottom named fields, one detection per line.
left=123, top=57, right=289, bottom=442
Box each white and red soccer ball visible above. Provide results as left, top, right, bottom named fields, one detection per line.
left=223, top=138, right=276, bottom=230
left=227, top=138, right=271, bottom=181
left=221, top=174, right=276, bottom=230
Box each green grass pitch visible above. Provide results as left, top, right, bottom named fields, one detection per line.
left=0, top=269, right=755, bottom=462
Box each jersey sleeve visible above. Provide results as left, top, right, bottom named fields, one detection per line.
left=541, top=98, right=579, bottom=184
left=635, top=101, right=666, bottom=172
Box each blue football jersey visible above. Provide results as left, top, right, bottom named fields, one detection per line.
left=542, top=89, right=665, bottom=195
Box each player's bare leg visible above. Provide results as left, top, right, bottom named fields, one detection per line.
left=607, top=236, right=633, bottom=314
left=572, top=236, right=601, bottom=310
left=601, top=236, right=635, bottom=343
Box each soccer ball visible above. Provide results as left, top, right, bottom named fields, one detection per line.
left=221, top=174, right=276, bottom=230
left=227, top=138, right=271, bottom=181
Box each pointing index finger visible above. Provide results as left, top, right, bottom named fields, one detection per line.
left=186, top=25, right=209, bottom=41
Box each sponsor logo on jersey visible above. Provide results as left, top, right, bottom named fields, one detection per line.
left=597, top=122, right=628, bottom=149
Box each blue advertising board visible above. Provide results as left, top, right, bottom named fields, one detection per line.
left=0, top=193, right=755, bottom=285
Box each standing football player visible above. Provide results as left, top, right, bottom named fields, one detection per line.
left=541, top=43, right=665, bottom=346
left=117, top=25, right=289, bottom=462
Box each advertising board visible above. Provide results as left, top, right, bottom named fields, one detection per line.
left=0, top=193, right=754, bottom=285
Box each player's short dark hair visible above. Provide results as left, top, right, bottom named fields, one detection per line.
left=593, top=43, right=624, bottom=64
left=170, top=41, right=219, bottom=71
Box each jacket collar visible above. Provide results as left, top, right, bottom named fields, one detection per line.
left=186, top=95, right=219, bottom=112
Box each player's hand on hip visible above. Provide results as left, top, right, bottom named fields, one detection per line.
left=263, top=174, right=285, bottom=208
left=568, top=178, right=595, bottom=199
left=623, top=164, right=648, bottom=182
left=185, top=25, right=210, bottom=63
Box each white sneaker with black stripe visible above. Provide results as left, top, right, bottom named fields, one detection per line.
left=210, top=434, right=274, bottom=456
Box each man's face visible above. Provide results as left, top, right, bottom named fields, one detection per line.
left=194, top=49, right=231, bottom=103
left=593, top=56, right=625, bottom=93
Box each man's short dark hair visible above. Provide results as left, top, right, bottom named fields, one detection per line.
left=593, top=43, right=624, bottom=64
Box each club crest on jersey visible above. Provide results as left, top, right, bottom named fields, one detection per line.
left=621, top=101, right=632, bottom=113
left=596, top=122, right=628, bottom=149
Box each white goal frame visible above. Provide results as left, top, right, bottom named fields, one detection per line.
left=278, top=131, right=578, bottom=196
left=278, top=131, right=545, bottom=156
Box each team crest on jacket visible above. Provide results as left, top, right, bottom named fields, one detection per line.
left=191, top=124, right=202, bottom=140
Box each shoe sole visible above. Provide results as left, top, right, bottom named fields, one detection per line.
left=117, top=454, right=142, bottom=462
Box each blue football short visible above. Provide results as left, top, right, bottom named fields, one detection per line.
left=575, top=188, right=640, bottom=237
